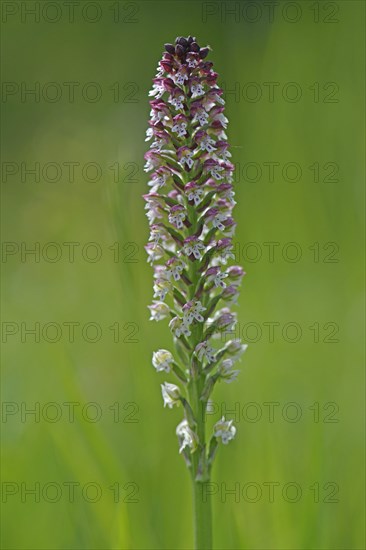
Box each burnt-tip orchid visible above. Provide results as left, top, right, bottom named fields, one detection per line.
left=144, top=36, right=247, bottom=549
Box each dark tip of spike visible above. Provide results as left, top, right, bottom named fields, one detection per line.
left=178, top=37, right=188, bottom=47
left=191, top=42, right=200, bottom=53
left=199, top=47, right=209, bottom=59
left=175, top=44, right=185, bottom=57
left=165, top=43, right=175, bottom=54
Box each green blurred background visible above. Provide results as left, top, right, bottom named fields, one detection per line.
left=1, top=0, right=365, bottom=548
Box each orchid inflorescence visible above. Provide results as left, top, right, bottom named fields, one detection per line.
left=144, top=36, right=247, bottom=482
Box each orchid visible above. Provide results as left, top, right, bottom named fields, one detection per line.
left=145, top=36, right=247, bottom=549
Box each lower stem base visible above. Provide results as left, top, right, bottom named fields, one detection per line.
left=192, top=480, right=213, bottom=549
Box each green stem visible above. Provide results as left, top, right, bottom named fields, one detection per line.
left=181, top=105, right=213, bottom=549
left=192, top=479, right=213, bottom=549
left=189, top=378, right=212, bottom=549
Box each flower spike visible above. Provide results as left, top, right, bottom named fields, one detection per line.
left=146, top=36, right=248, bottom=549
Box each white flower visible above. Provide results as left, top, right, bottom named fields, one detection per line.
left=152, top=350, right=174, bottom=373
left=209, top=164, right=225, bottom=180
left=214, top=272, right=227, bottom=288
left=161, top=382, right=181, bottom=408
left=177, top=322, right=191, bottom=338
left=174, top=71, right=188, bottom=86
left=145, top=128, right=153, bottom=141
left=151, top=138, right=164, bottom=151
left=150, top=108, right=166, bottom=123
left=176, top=419, right=199, bottom=453
left=221, top=187, right=236, bottom=205
left=169, top=95, right=185, bottom=110
left=145, top=244, right=163, bottom=265
left=192, top=301, right=206, bottom=322
left=218, top=359, right=239, bottom=383
left=153, top=279, right=171, bottom=301
left=207, top=269, right=227, bottom=288
left=187, top=56, right=198, bottom=68
left=144, top=158, right=154, bottom=172
left=149, top=226, right=165, bottom=246
left=169, top=317, right=192, bottom=338
left=213, top=92, right=225, bottom=105
left=212, top=213, right=227, bottom=231
left=183, top=301, right=206, bottom=325
left=215, top=148, right=232, bottom=162
left=180, top=152, right=194, bottom=169
left=195, top=341, right=215, bottom=363
left=168, top=209, right=186, bottom=229
left=214, top=417, right=236, bottom=444
left=214, top=113, right=228, bottom=129
left=191, top=84, right=204, bottom=98
left=166, top=260, right=184, bottom=282
left=183, top=240, right=205, bottom=260
left=148, top=301, right=170, bottom=321
left=172, top=122, right=187, bottom=137
left=145, top=205, right=162, bottom=224
left=218, top=247, right=235, bottom=265
left=226, top=340, right=248, bottom=360
left=199, top=135, right=216, bottom=154
left=187, top=188, right=204, bottom=206
left=148, top=173, right=167, bottom=189
left=194, top=110, right=209, bottom=126
left=149, top=83, right=164, bottom=98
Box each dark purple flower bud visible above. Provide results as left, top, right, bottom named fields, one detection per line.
left=206, top=266, right=220, bottom=277
left=162, top=78, right=175, bottom=93
left=206, top=72, right=218, bottom=86
left=216, top=184, right=232, bottom=195
left=175, top=44, right=185, bottom=57
left=222, top=285, right=239, bottom=304
left=144, top=151, right=163, bottom=172
left=217, top=238, right=232, bottom=250
left=199, top=47, right=210, bottom=59
left=214, top=308, right=237, bottom=331
left=160, top=60, right=173, bottom=73
left=227, top=266, right=245, bottom=286
left=210, top=105, right=225, bottom=118
left=200, top=61, right=214, bottom=73
left=177, top=37, right=188, bottom=48
left=216, top=239, right=235, bottom=263
left=168, top=189, right=179, bottom=200
left=165, top=43, right=176, bottom=54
